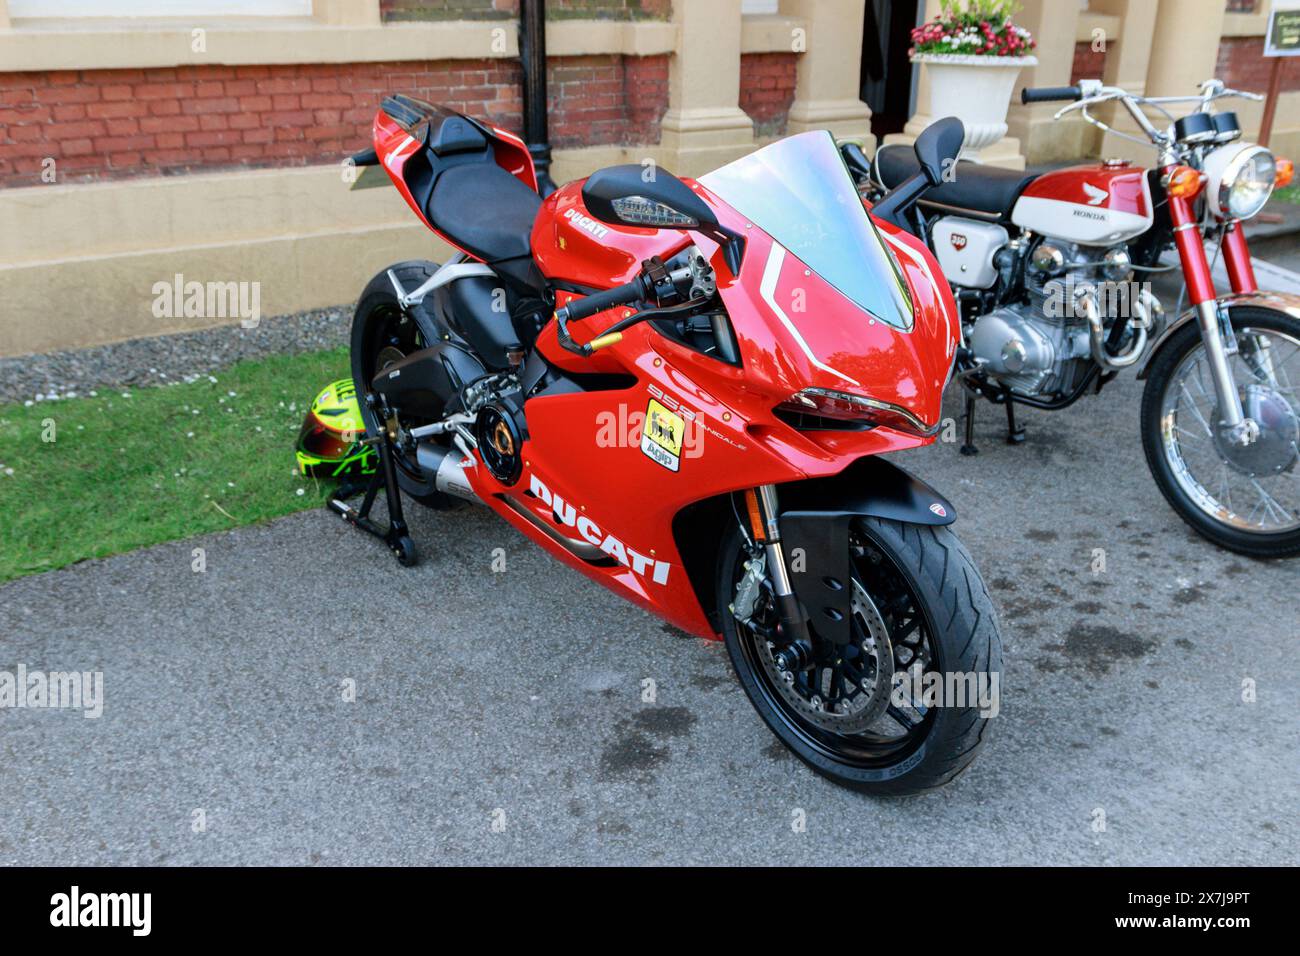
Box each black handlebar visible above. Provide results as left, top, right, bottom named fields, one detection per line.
left=1020, top=86, right=1082, bottom=105
left=556, top=277, right=646, bottom=324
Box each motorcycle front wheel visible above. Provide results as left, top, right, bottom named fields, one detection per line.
left=716, top=517, right=1003, bottom=795
left=1140, top=306, right=1300, bottom=558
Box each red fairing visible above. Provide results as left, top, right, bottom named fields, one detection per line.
left=481, top=176, right=958, bottom=639
left=1019, top=163, right=1150, bottom=217
left=370, top=112, right=958, bottom=639
left=373, top=109, right=434, bottom=233
left=487, top=124, right=538, bottom=193
left=531, top=180, right=693, bottom=288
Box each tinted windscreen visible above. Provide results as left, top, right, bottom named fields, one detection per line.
left=699, top=131, right=913, bottom=330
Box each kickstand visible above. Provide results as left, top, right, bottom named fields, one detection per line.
left=326, top=418, right=418, bottom=566
left=960, top=392, right=979, bottom=456
left=1005, top=395, right=1026, bottom=445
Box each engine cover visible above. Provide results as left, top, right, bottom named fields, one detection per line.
left=931, top=216, right=1008, bottom=289
left=969, top=307, right=1056, bottom=380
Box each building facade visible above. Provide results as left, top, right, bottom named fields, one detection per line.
left=0, top=0, right=1293, bottom=355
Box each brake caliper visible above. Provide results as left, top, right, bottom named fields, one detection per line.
left=730, top=551, right=767, bottom=626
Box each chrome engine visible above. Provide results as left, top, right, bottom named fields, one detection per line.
left=966, top=238, right=1163, bottom=398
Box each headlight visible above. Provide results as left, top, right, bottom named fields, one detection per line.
left=1202, top=144, right=1276, bottom=220
left=775, top=387, right=939, bottom=437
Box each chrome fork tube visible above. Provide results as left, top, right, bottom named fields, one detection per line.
left=1194, top=299, right=1249, bottom=435
left=754, top=484, right=813, bottom=650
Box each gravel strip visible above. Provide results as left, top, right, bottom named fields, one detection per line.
left=0, top=305, right=354, bottom=405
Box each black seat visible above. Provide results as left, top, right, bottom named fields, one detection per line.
left=426, top=163, right=542, bottom=263
left=873, top=143, right=1036, bottom=217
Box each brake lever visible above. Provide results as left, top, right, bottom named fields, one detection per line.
left=575, top=297, right=714, bottom=356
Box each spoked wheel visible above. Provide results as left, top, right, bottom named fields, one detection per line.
left=718, top=517, right=1002, bottom=795
left=1141, top=306, right=1300, bottom=558
left=350, top=261, right=450, bottom=505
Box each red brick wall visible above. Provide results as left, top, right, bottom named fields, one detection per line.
left=1070, top=41, right=1106, bottom=86
left=0, top=54, right=670, bottom=188
left=1216, top=36, right=1300, bottom=93
left=549, top=54, right=668, bottom=148
left=739, top=52, right=797, bottom=138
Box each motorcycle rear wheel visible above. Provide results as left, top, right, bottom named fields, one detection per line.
left=1140, top=306, right=1300, bottom=558
left=717, top=517, right=1002, bottom=795
left=350, top=260, right=450, bottom=506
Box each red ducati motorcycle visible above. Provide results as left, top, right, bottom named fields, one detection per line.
left=336, top=95, right=1000, bottom=793
left=845, top=79, right=1300, bottom=557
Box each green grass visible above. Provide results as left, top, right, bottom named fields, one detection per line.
left=0, top=346, right=351, bottom=583
left=1274, top=184, right=1300, bottom=206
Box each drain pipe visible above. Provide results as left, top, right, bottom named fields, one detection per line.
left=519, top=0, right=557, bottom=197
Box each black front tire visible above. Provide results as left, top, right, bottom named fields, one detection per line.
left=718, top=517, right=1002, bottom=796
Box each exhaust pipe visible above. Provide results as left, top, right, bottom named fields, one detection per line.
left=1077, top=285, right=1152, bottom=371
left=415, top=442, right=480, bottom=503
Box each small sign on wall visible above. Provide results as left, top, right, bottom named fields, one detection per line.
left=1265, top=0, right=1300, bottom=57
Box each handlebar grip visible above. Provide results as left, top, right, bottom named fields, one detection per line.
left=558, top=278, right=645, bottom=323
left=1020, top=86, right=1082, bottom=105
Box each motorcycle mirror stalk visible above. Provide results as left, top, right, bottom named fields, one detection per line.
left=870, top=117, right=965, bottom=230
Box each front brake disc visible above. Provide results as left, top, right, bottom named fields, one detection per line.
left=756, top=577, right=895, bottom=734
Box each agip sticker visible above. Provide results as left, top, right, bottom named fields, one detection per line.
left=641, top=398, right=684, bottom=472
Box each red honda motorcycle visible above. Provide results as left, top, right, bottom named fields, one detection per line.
left=335, top=95, right=1001, bottom=794
left=845, top=79, right=1300, bottom=557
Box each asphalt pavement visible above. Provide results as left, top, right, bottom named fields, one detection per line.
left=3, top=355, right=1297, bottom=865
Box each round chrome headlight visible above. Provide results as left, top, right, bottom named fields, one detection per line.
left=1202, top=144, right=1276, bottom=220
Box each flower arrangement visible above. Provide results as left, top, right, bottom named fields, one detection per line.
left=910, top=0, right=1036, bottom=58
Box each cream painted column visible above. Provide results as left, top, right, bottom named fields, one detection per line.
left=1146, top=0, right=1226, bottom=98
left=778, top=0, right=872, bottom=142
left=1091, top=0, right=1160, bottom=160
left=659, top=0, right=755, bottom=177
left=0, top=0, right=10, bottom=30
left=314, top=0, right=380, bottom=25
left=1098, top=0, right=1225, bottom=163
left=1004, top=0, right=1085, bottom=164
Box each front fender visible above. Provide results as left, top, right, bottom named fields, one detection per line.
left=1137, top=291, right=1300, bottom=380
left=778, top=456, right=954, bottom=646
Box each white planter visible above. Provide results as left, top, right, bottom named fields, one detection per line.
left=912, top=54, right=1037, bottom=161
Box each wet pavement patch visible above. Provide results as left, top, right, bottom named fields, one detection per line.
left=1045, top=623, right=1157, bottom=675
left=599, top=732, right=669, bottom=781
left=631, top=706, right=697, bottom=738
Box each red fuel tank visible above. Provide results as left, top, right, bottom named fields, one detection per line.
left=530, top=180, right=693, bottom=288
left=1010, top=163, right=1154, bottom=245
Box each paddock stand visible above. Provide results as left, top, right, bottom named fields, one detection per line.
left=326, top=398, right=418, bottom=566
